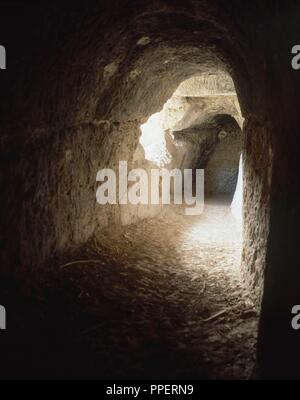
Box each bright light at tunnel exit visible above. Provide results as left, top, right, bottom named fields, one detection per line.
left=140, top=112, right=171, bottom=167
left=231, top=154, right=243, bottom=231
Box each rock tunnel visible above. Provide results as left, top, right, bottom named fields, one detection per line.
left=1, top=1, right=300, bottom=380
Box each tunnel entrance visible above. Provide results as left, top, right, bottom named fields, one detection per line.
left=19, top=73, right=256, bottom=380
left=74, top=72, right=257, bottom=379
left=12, top=73, right=256, bottom=381
left=139, top=73, right=244, bottom=224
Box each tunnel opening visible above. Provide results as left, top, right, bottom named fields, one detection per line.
left=2, top=67, right=256, bottom=380
left=78, top=72, right=255, bottom=379
left=1, top=54, right=258, bottom=381
left=139, top=74, right=244, bottom=228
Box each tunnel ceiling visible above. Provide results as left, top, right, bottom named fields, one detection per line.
left=1, top=1, right=264, bottom=144
left=174, top=72, right=236, bottom=97
left=2, top=1, right=297, bottom=150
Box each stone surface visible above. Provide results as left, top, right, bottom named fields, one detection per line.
left=174, top=72, right=236, bottom=97
left=204, top=116, right=242, bottom=199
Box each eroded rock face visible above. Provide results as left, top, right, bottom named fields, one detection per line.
left=168, top=115, right=242, bottom=201
left=1, top=0, right=300, bottom=379
left=202, top=117, right=242, bottom=200
left=241, top=120, right=273, bottom=305
left=163, top=95, right=242, bottom=131
left=174, top=73, right=236, bottom=97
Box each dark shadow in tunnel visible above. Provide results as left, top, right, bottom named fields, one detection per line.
left=198, top=115, right=242, bottom=206
left=172, top=113, right=243, bottom=207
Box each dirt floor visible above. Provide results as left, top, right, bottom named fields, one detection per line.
left=0, top=203, right=258, bottom=380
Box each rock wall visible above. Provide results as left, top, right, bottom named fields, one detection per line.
left=241, top=119, right=273, bottom=305
left=168, top=115, right=242, bottom=202
left=202, top=117, right=242, bottom=200
left=174, top=73, right=236, bottom=97
left=0, top=120, right=145, bottom=275
left=0, top=0, right=282, bottom=300
left=163, top=95, right=242, bottom=131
